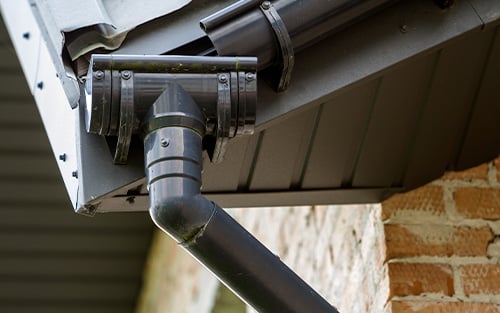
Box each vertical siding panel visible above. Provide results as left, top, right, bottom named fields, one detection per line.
left=405, top=29, right=497, bottom=187
left=290, top=106, right=321, bottom=189
left=456, top=26, right=500, bottom=170
left=351, top=53, right=437, bottom=187
left=248, top=107, right=319, bottom=190
left=201, top=136, right=253, bottom=192
left=236, top=131, right=263, bottom=190
left=301, top=79, right=379, bottom=189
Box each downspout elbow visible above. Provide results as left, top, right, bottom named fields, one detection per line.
left=143, top=82, right=211, bottom=244
left=143, top=82, right=339, bottom=313
left=149, top=189, right=217, bottom=246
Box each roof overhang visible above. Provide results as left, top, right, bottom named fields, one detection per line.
left=1, top=0, right=499, bottom=213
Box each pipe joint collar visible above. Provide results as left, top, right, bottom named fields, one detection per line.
left=85, top=54, right=257, bottom=164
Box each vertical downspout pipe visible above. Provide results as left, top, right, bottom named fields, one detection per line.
left=144, top=82, right=339, bottom=313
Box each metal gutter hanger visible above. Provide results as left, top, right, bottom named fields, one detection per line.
left=200, top=0, right=397, bottom=91
left=202, top=0, right=294, bottom=91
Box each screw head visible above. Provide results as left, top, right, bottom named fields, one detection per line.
left=94, top=70, right=104, bottom=80
left=126, top=196, right=135, bottom=204
left=160, top=138, right=170, bottom=147
left=245, top=72, right=255, bottom=81
left=219, top=74, right=228, bottom=83
left=71, top=171, right=78, bottom=178
left=22, top=32, right=30, bottom=40
left=37, top=81, right=44, bottom=90
left=261, top=1, right=271, bottom=10
left=121, top=70, right=131, bottom=80
left=83, top=204, right=96, bottom=215
left=59, top=153, right=66, bottom=162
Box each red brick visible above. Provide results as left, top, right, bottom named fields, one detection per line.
left=382, top=186, right=445, bottom=221
left=390, top=301, right=500, bottom=313
left=388, top=263, right=454, bottom=297
left=385, top=224, right=493, bottom=259
left=460, top=264, right=500, bottom=295
left=454, top=188, right=500, bottom=220
left=441, top=163, right=489, bottom=181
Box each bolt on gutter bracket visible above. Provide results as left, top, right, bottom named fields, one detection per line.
left=85, top=54, right=257, bottom=164
left=85, top=54, right=339, bottom=312
left=200, top=0, right=398, bottom=93
left=259, top=1, right=295, bottom=91
left=201, top=0, right=295, bottom=92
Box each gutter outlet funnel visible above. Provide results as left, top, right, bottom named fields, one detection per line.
left=144, top=84, right=339, bottom=313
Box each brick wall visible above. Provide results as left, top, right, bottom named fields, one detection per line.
left=233, top=157, right=500, bottom=313
left=383, top=159, right=500, bottom=312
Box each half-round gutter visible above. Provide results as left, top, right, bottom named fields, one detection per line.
left=144, top=82, right=339, bottom=313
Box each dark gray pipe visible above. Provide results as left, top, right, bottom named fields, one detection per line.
left=90, top=54, right=257, bottom=72
left=144, top=83, right=339, bottom=313
left=201, top=0, right=396, bottom=69
left=86, top=54, right=257, bottom=140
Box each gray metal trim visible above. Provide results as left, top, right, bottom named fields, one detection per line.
left=0, top=0, right=79, bottom=206
left=469, top=0, right=500, bottom=29
left=27, top=0, right=80, bottom=108
left=113, top=0, right=236, bottom=55
left=92, top=187, right=399, bottom=213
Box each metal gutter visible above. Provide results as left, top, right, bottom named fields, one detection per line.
left=201, top=0, right=397, bottom=69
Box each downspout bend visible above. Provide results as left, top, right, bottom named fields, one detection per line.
left=144, top=82, right=212, bottom=244
left=143, top=82, right=339, bottom=313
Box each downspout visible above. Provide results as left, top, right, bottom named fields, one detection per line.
left=86, top=54, right=338, bottom=312
left=144, top=83, right=338, bottom=312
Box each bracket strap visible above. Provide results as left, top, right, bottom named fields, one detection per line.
left=260, top=1, right=294, bottom=92
left=210, top=73, right=232, bottom=164
left=114, top=71, right=134, bottom=164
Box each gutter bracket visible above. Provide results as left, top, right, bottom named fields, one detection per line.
left=85, top=54, right=258, bottom=164
left=211, top=73, right=232, bottom=163
left=114, top=71, right=135, bottom=164
left=260, top=1, right=295, bottom=91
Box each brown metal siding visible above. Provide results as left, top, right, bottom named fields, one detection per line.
left=456, top=27, right=500, bottom=170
